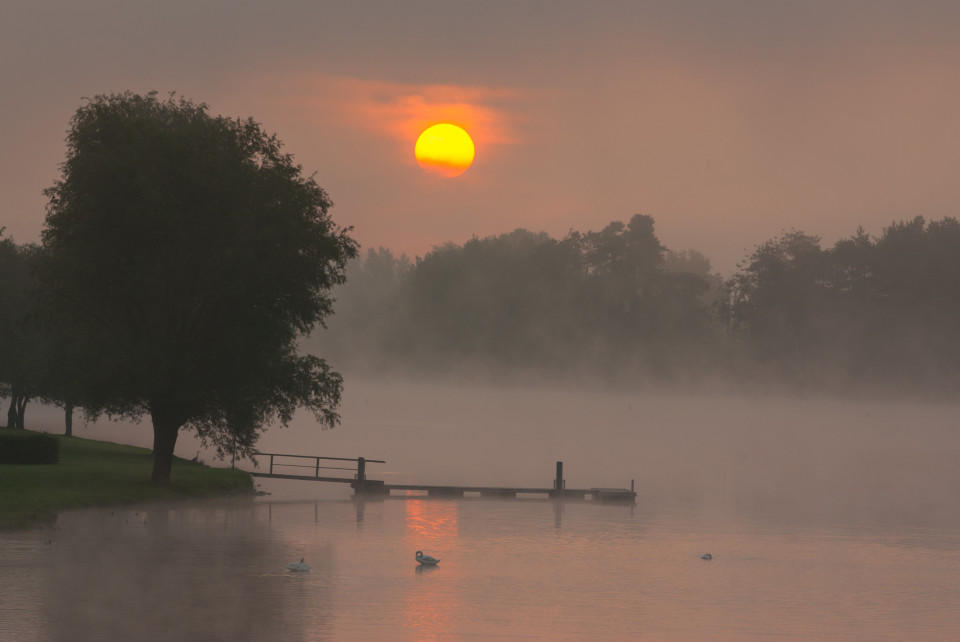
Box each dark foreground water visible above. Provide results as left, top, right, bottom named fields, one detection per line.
left=5, top=379, right=960, bottom=640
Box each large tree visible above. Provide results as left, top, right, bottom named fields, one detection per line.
left=39, top=91, right=357, bottom=483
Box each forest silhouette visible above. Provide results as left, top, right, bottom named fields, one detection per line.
left=4, top=212, right=960, bottom=441
left=311, top=213, right=960, bottom=393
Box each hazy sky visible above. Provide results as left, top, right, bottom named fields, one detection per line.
left=3, top=0, right=959, bottom=274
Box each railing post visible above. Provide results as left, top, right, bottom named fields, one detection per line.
left=315, top=457, right=320, bottom=478
left=269, top=454, right=274, bottom=475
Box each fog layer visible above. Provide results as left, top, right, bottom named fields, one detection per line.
left=242, top=377, right=960, bottom=531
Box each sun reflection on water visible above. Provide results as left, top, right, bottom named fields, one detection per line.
left=404, top=497, right=459, bottom=544
left=402, top=498, right=460, bottom=640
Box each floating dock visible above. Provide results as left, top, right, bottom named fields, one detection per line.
left=250, top=454, right=636, bottom=503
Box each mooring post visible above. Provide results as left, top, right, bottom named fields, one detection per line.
left=356, top=457, right=366, bottom=491
left=555, top=461, right=564, bottom=492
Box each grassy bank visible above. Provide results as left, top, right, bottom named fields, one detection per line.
left=0, top=431, right=254, bottom=530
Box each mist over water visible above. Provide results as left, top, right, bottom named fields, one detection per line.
left=251, top=376, right=960, bottom=531
left=7, top=377, right=960, bottom=639
left=20, top=374, right=960, bottom=530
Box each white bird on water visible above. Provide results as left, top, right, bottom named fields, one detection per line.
left=415, top=551, right=440, bottom=566
left=286, top=558, right=310, bottom=572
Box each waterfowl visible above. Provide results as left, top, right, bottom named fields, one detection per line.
left=415, top=551, right=440, bottom=566
left=701, top=553, right=712, bottom=560
left=286, top=557, right=310, bottom=572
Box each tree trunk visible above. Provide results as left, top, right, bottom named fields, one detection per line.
left=150, top=412, right=182, bottom=484
left=15, top=396, right=26, bottom=430
left=5, top=396, right=15, bottom=429
left=6, top=390, right=26, bottom=430
left=64, top=401, right=74, bottom=437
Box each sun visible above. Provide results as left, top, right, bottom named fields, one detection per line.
left=414, top=123, right=475, bottom=177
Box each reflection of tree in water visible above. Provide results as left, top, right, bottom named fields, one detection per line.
left=46, top=503, right=333, bottom=641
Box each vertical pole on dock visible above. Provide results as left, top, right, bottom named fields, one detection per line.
left=555, top=461, right=564, bottom=493
left=357, top=457, right=366, bottom=491
left=269, top=454, right=274, bottom=475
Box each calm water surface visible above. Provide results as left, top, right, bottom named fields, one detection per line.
left=2, top=495, right=960, bottom=641
left=5, top=380, right=960, bottom=640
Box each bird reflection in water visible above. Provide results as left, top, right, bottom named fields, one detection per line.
left=415, top=563, right=440, bottom=575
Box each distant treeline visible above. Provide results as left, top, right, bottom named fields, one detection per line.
left=3, top=213, right=960, bottom=426
left=308, top=214, right=960, bottom=392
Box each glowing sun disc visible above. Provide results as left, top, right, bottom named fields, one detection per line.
left=415, top=123, right=475, bottom=177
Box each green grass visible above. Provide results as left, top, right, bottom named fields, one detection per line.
left=0, top=432, right=254, bottom=530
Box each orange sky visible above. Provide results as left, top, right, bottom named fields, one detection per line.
left=2, top=1, right=959, bottom=274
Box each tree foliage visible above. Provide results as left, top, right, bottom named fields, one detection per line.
left=727, top=217, right=960, bottom=388
left=728, top=230, right=830, bottom=369
left=39, top=91, right=357, bottom=482
left=309, top=212, right=960, bottom=394
left=310, top=214, right=720, bottom=380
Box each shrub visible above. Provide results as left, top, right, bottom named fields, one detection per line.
left=0, top=430, right=60, bottom=464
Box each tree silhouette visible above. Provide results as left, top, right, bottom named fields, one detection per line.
left=39, top=92, right=357, bottom=483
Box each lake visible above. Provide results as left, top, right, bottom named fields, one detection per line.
left=3, top=378, right=960, bottom=640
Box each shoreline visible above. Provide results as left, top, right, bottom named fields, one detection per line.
left=0, top=431, right=254, bottom=531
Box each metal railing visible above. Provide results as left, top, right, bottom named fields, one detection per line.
left=252, top=452, right=385, bottom=481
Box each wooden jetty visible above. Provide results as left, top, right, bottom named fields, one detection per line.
left=250, top=454, right=636, bottom=503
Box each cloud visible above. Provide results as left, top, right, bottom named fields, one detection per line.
left=258, top=73, right=528, bottom=150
